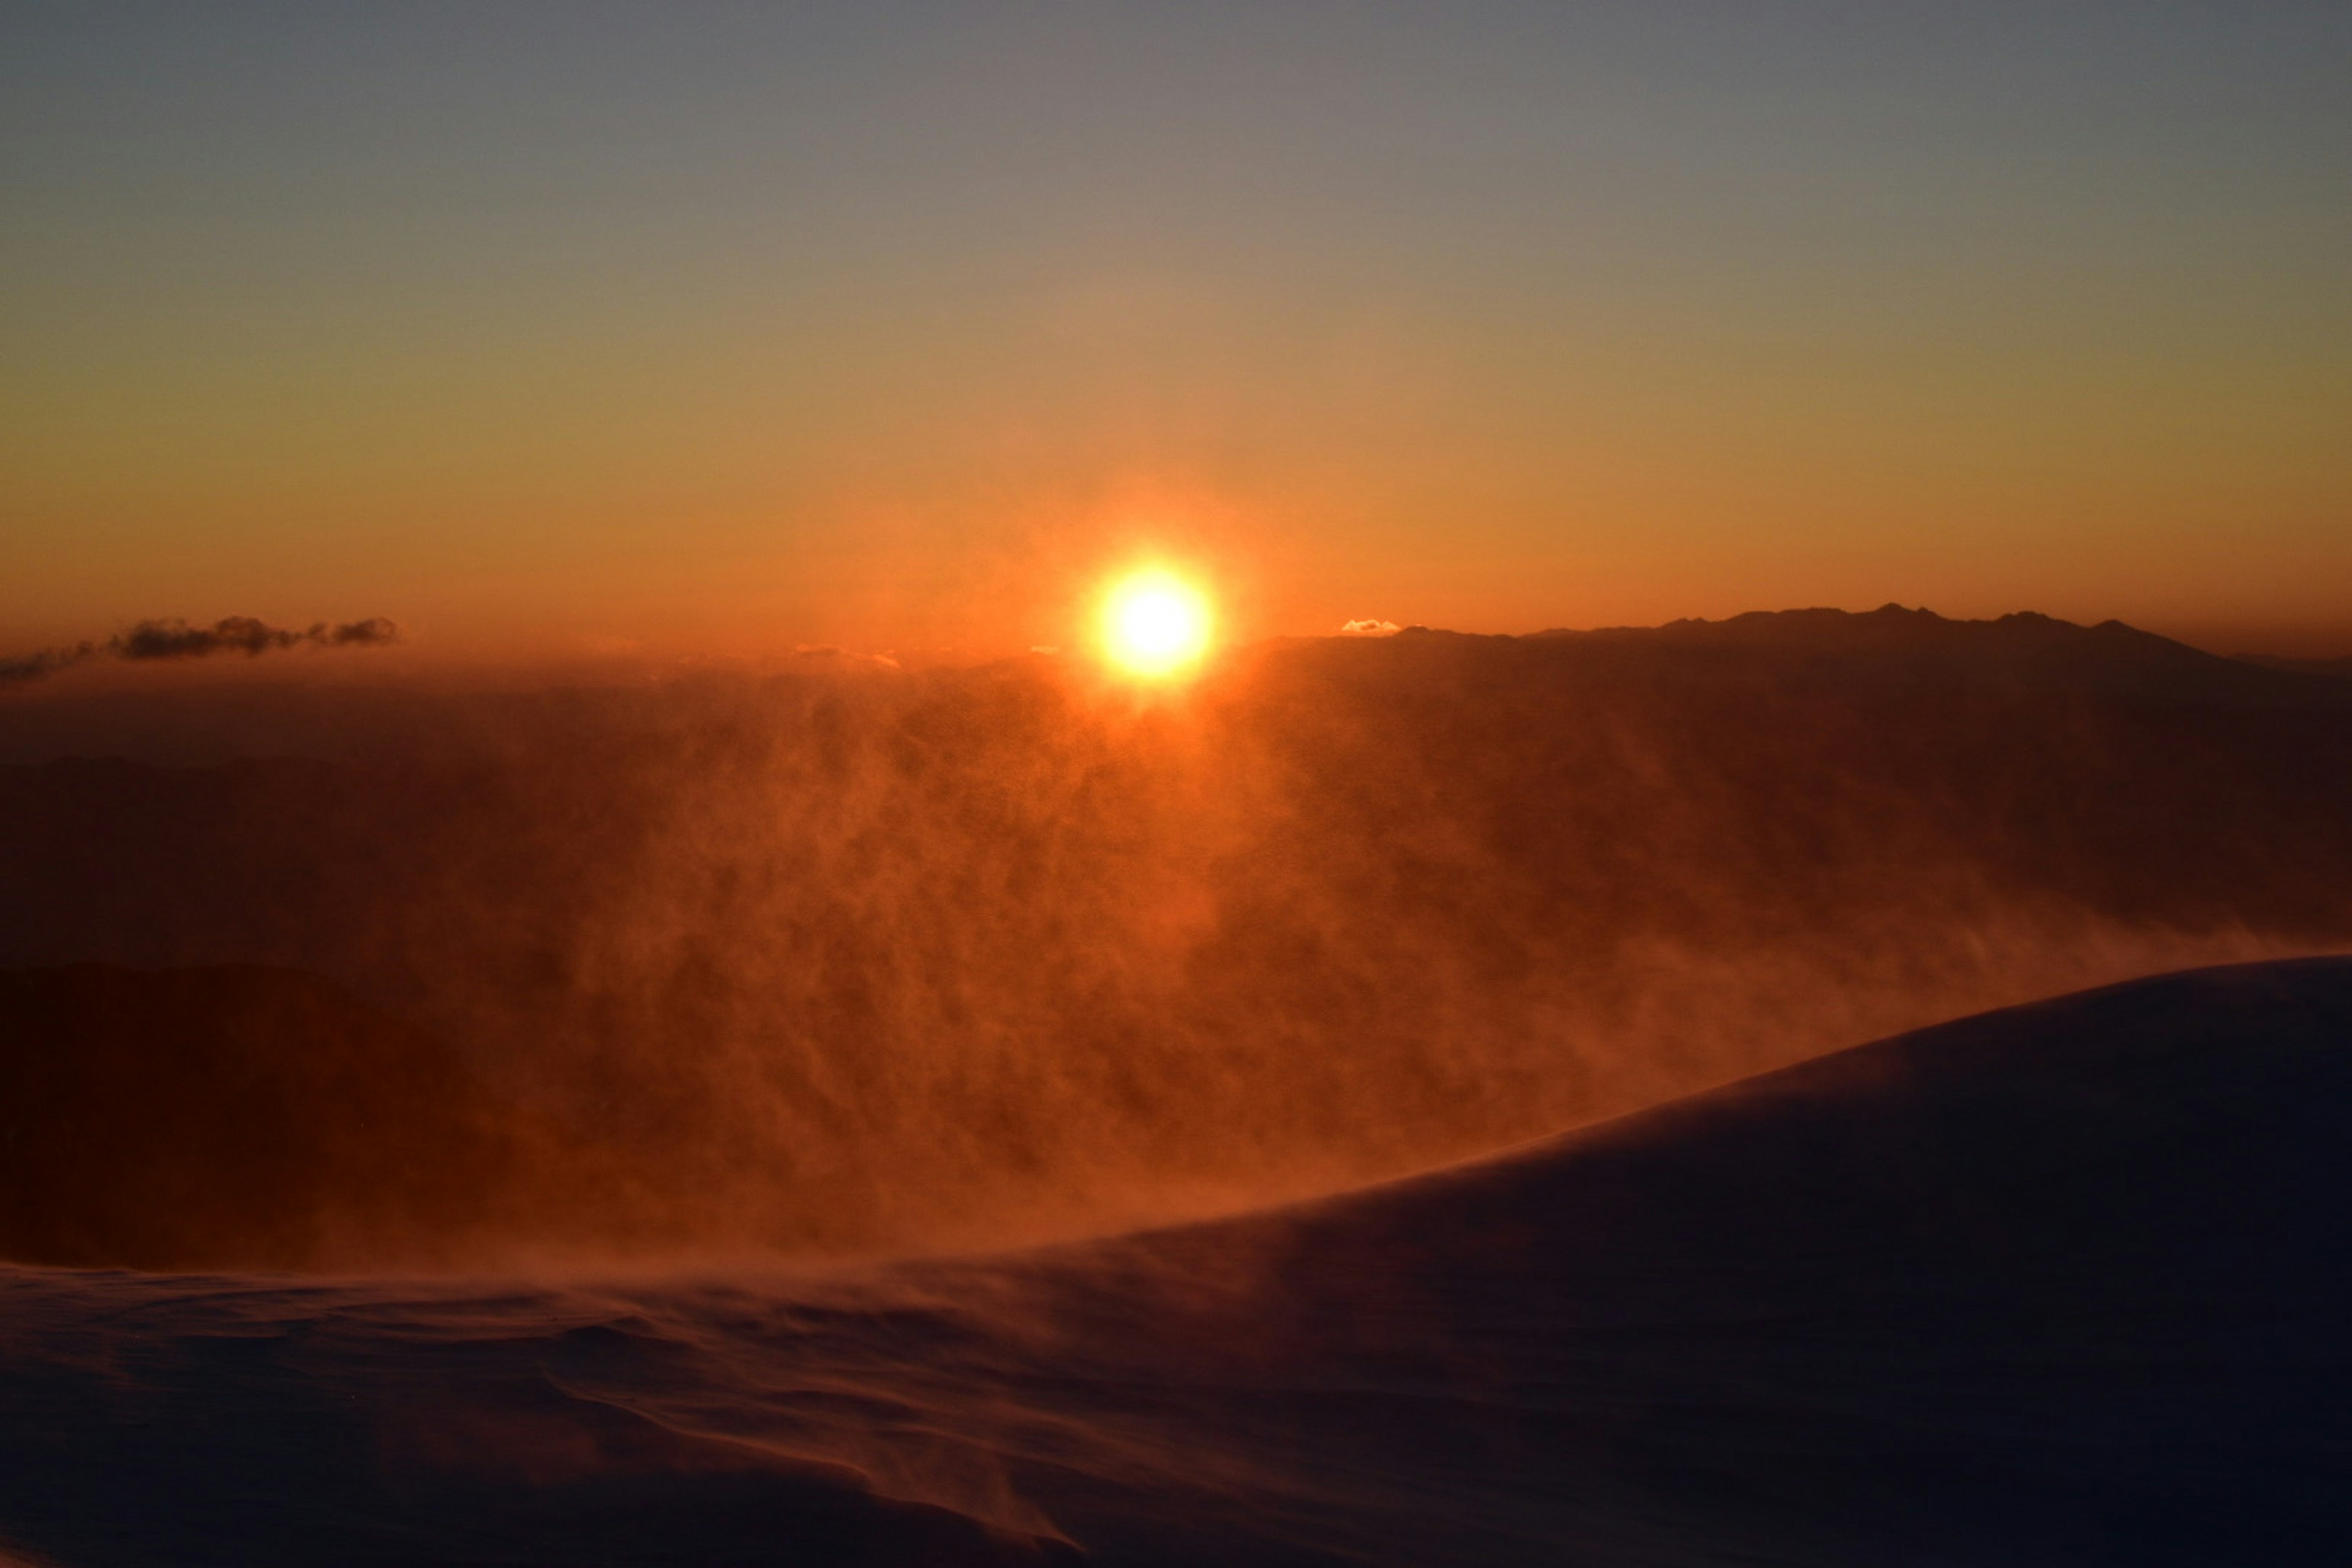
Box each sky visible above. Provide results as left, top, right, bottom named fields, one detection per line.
left=5, top=1, right=2348, bottom=663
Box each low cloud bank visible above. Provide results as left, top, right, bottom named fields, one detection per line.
left=2, top=617, right=399, bottom=685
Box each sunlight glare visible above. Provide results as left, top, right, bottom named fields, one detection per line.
left=1100, top=571, right=1215, bottom=678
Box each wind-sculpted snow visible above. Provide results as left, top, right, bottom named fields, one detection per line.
left=3, top=958, right=2348, bottom=1564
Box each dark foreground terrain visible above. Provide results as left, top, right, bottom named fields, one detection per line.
left=2, top=956, right=2346, bottom=1566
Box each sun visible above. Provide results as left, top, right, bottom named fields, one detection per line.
left=1099, top=570, right=1215, bottom=678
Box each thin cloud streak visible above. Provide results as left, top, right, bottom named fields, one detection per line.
left=1, top=617, right=399, bottom=685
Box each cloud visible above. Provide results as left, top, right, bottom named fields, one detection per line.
left=0, top=617, right=399, bottom=685
left=1337, top=619, right=1401, bottom=637
left=0, top=642, right=97, bottom=687
left=320, top=617, right=401, bottom=647
left=111, top=616, right=399, bottom=660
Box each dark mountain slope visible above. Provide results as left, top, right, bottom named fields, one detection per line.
left=0, top=965, right=521, bottom=1268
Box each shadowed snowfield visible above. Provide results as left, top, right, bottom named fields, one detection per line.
left=4, top=957, right=2348, bottom=1566
left=5, top=612, right=2351, bottom=1562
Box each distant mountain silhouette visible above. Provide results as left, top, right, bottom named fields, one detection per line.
left=1518, top=603, right=2352, bottom=704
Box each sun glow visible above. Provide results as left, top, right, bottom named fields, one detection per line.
left=1099, top=571, right=1215, bottom=678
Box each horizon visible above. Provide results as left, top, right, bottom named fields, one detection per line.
left=6, top=600, right=2350, bottom=701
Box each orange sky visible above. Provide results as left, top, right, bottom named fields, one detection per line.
left=6, top=5, right=2348, bottom=663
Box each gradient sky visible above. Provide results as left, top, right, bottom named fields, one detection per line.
left=6, top=1, right=2348, bottom=662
